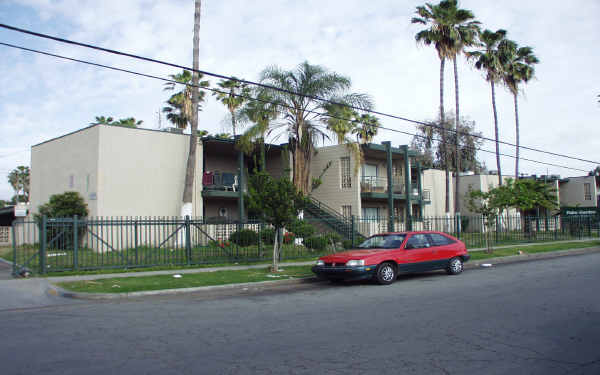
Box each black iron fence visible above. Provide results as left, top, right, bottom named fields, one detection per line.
left=10, top=213, right=599, bottom=275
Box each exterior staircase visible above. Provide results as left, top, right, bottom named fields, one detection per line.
left=304, top=197, right=361, bottom=242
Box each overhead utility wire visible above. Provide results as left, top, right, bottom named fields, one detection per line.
left=0, top=41, right=589, bottom=174
left=1, top=23, right=598, bottom=166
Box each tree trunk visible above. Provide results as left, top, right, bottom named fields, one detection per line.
left=490, top=81, right=502, bottom=186
left=453, top=56, right=460, bottom=214
left=231, top=109, right=236, bottom=137
left=271, top=227, right=280, bottom=272
left=513, top=93, right=520, bottom=179
left=439, top=57, right=449, bottom=214
left=181, top=0, right=201, bottom=218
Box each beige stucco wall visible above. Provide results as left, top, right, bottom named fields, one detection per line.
left=96, top=125, right=202, bottom=217
left=422, top=169, right=454, bottom=217
left=30, top=126, right=101, bottom=217
left=310, top=144, right=361, bottom=216
left=560, top=176, right=597, bottom=208
left=31, top=125, right=203, bottom=219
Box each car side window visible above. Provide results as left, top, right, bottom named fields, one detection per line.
left=405, top=234, right=430, bottom=249
left=427, top=234, right=456, bottom=246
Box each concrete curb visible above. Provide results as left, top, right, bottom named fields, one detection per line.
left=48, top=275, right=325, bottom=300
left=49, top=246, right=600, bottom=300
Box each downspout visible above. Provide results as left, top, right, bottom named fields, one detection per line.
left=417, top=162, right=423, bottom=221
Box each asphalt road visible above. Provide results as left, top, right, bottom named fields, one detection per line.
left=2, top=253, right=600, bottom=375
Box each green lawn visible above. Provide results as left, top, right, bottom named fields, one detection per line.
left=57, top=265, right=314, bottom=294
left=469, top=240, right=600, bottom=261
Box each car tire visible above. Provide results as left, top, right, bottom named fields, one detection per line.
left=446, top=257, right=463, bottom=275
left=375, top=262, right=397, bottom=285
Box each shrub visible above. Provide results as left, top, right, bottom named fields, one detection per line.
left=229, top=229, right=258, bottom=247
left=323, top=232, right=342, bottom=244
left=342, top=239, right=353, bottom=249
left=283, top=231, right=296, bottom=244
left=303, top=236, right=328, bottom=251
left=35, top=192, right=89, bottom=251
left=260, top=228, right=275, bottom=245
left=286, top=220, right=315, bottom=238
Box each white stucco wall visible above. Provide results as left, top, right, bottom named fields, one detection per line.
left=422, top=169, right=454, bottom=217
left=30, top=126, right=101, bottom=217
left=30, top=125, right=203, bottom=219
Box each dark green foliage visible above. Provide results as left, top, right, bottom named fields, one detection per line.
left=323, top=232, right=342, bottom=244
left=303, top=236, right=328, bottom=251
left=36, top=191, right=89, bottom=219
left=260, top=228, right=275, bottom=245
left=286, top=219, right=315, bottom=238
left=229, top=229, right=259, bottom=247
left=35, top=192, right=89, bottom=251
left=342, top=239, right=353, bottom=249
left=460, top=216, right=470, bottom=231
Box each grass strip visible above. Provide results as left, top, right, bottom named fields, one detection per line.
left=469, top=240, right=600, bottom=261
left=57, top=265, right=314, bottom=294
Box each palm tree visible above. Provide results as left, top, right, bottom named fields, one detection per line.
left=412, top=0, right=479, bottom=214
left=113, top=117, right=143, bottom=128
left=259, top=61, right=372, bottom=193
left=501, top=40, right=539, bottom=178
left=213, top=78, right=251, bottom=137
left=324, top=103, right=358, bottom=145
left=467, top=28, right=509, bottom=186
left=7, top=166, right=30, bottom=203
left=162, top=69, right=209, bottom=129
left=238, top=88, right=280, bottom=170
left=352, top=114, right=380, bottom=144
left=90, top=116, right=114, bottom=125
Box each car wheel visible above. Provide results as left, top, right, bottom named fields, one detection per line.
left=375, top=262, right=397, bottom=285
left=446, top=257, right=463, bottom=275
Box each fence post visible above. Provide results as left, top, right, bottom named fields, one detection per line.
left=134, top=218, right=139, bottom=265
left=351, top=215, right=356, bottom=247
left=554, top=216, right=558, bottom=241
left=456, top=213, right=461, bottom=239
left=73, top=215, right=78, bottom=271
left=40, top=216, right=47, bottom=274
left=11, top=223, right=17, bottom=276
left=185, top=216, right=192, bottom=265
left=258, top=221, right=263, bottom=259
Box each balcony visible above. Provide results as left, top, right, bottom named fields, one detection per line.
left=202, top=171, right=245, bottom=198
left=360, top=176, right=431, bottom=202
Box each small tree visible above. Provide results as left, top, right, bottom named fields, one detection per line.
left=246, top=171, right=308, bottom=271
left=466, top=188, right=498, bottom=253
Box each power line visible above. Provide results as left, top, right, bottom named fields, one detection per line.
left=0, top=41, right=590, bottom=174
left=1, top=22, right=598, bottom=166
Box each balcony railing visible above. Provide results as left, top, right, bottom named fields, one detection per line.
left=361, top=176, right=430, bottom=201
left=203, top=171, right=243, bottom=192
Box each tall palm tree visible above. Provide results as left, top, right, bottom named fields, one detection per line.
left=162, top=69, right=209, bottom=129
left=467, top=28, right=509, bottom=186
left=501, top=40, right=539, bottom=178
left=7, top=166, right=30, bottom=203
left=181, top=0, right=202, bottom=218
left=324, top=103, right=358, bottom=145
left=412, top=0, right=479, bottom=214
left=259, top=61, right=372, bottom=193
left=352, top=114, right=380, bottom=144
left=213, top=78, right=251, bottom=137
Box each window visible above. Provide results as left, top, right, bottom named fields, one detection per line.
left=405, top=234, right=430, bottom=249
left=394, top=206, right=404, bottom=222
left=362, top=207, right=379, bottom=220
left=86, top=174, right=90, bottom=192
left=341, top=157, right=351, bottom=188
left=584, top=183, right=592, bottom=201
left=342, top=205, right=352, bottom=218
left=69, top=174, right=74, bottom=188
left=427, top=233, right=455, bottom=246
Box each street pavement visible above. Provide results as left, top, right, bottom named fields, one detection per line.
left=1, top=252, right=600, bottom=374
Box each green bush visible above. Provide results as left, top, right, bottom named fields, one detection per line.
left=260, top=228, right=275, bottom=245
left=286, top=220, right=315, bottom=238
left=303, top=236, right=328, bottom=251
left=323, top=232, right=342, bottom=244
left=342, top=239, right=353, bottom=249
left=229, top=229, right=259, bottom=247
left=35, top=191, right=89, bottom=251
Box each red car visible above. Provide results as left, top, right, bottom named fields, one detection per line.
left=312, top=231, right=470, bottom=285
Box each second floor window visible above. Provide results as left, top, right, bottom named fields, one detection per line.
left=342, top=205, right=352, bottom=218
left=341, top=157, right=351, bottom=189
left=584, top=183, right=592, bottom=200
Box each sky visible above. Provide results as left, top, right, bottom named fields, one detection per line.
left=0, top=0, right=599, bottom=201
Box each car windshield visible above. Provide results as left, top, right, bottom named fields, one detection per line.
left=358, top=234, right=406, bottom=249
